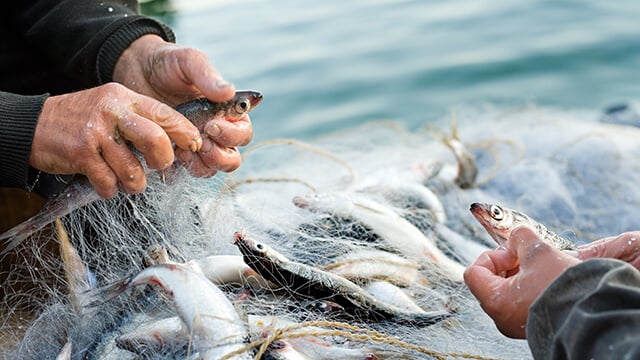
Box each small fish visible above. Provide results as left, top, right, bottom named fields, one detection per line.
left=55, top=340, right=72, bottom=360
left=96, top=263, right=252, bottom=359
left=293, top=191, right=466, bottom=282
left=433, top=112, right=477, bottom=189
left=115, top=316, right=186, bottom=355
left=55, top=218, right=96, bottom=314
left=0, top=91, right=263, bottom=254
left=145, top=244, right=276, bottom=289
left=323, top=249, right=429, bottom=287
left=233, top=231, right=452, bottom=326
left=469, top=202, right=577, bottom=250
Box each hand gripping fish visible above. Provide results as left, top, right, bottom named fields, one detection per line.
left=0, top=91, right=263, bottom=254
left=469, top=202, right=577, bottom=250
left=233, top=231, right=452, bottom=327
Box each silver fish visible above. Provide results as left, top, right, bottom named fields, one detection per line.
left=0, top=91, right=263, bottom=254
left=55, top=218, right=96, bottom=314
left=469, top=202, right=577, bottom=250
left=97, top=263, right=252, bottom=359
left=293, top=191, right=466, bottom=282
left=233, top=231, right=452, bottom=326
left=434, top=113, right=477, bottom=189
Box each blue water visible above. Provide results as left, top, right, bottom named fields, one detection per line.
left=155, top=0, right=640, bottom=141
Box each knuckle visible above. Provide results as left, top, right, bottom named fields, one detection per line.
left=145, top=128, right=172, bottom=150
left=97, top=82, right=127, bottom=97
left=122, top=173, right=147, bottom=194
left=150, top=101, right=174, bottom=123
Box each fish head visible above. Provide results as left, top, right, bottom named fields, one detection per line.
left=227, top=90, right=263, bottom=119
left=233, top=231, right=290, bottom=285
left=233, top=231, right=288, bottom=264
left=469, top=202, right=514, bottom=245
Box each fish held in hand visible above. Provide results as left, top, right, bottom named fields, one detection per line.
left=469, top=202, right=577, bottom=250
left=0, top=91, right=262, bottom=254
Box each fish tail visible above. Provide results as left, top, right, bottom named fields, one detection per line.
left=0, top=230, right=28, bottom=255
left=83, top=275, right=133, bottom=309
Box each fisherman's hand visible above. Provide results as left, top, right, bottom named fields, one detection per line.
left=30, top=83, right=202, bottom=198
left=464, top=226, right=580, bottom=338
left=113, top=34, right=253, bottom=177
left=576, top=231, right=640, bottom=270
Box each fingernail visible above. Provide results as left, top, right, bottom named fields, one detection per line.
left=205, top=122, right=222, bottom=138
left=190, top=135, right=203, bottom=152
left=216, top=79, right=231, bottom=89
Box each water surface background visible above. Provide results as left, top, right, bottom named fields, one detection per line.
left=145, top=0, right=640, bottom=141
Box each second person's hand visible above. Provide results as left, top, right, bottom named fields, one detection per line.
left=464, top=226, right=581, bottom=338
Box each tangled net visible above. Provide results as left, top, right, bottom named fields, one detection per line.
left=2, top=103, right=640, bottom=359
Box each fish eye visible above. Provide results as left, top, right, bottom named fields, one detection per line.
left=235, top=99, right=251, bottom=114
left=490, top=205, right=504, bottom=220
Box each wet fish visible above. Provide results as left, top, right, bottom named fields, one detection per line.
left=115, top=316, right=186, bottom=355
left=434, top=114, right=477, bottom=189
left=55, top=218, right=96, bottom=314
left=469, top=202, right=577, bottom=250
left=233, top=231, right=452, bottom=326
left=55, top=340, right=72, bottom=360
left=323, top=249, right=429, bottom=287
left=145, top=244, right=276, bottom=289
left=96, top=263, right=252, bottom=359
left=293, top=191, right=466, bottom=282
left=0, top=91, right=263, bottom=254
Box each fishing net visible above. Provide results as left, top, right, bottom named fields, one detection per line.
left=2, top=103, right=640, bottom=359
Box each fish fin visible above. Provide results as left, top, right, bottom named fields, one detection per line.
left=0, top=181, right=100, bottom=255
left=84, top=275, right=133, bottom=309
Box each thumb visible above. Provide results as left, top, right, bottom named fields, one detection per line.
left=509, top=226, right=580, bottom=286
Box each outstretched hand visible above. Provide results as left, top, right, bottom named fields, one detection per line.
left=464, top=226, right=581, bottom=338
left=112, top=35, right=253, bottom=178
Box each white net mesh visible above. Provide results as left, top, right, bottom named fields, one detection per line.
left=2, top=103, right=639, bottom=359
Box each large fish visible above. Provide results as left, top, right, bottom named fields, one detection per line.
left=0, top=91, right=263, bottom=253
left=469, top=202, right=577, bottom=250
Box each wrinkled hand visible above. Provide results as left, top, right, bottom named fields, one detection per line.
left=30, top=83, right=202, bottom=198
left=576, top=231, right=640, bottom=270
left=464, top=226, right=581, bottom=338
left=113, top=35, right=253, bottom=177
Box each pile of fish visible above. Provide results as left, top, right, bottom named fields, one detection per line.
left=3, top=102, right=640, bottom=359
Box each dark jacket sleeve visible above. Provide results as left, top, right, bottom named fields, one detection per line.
left=1, top=0, right=175, bottom=196
left=0, top=93, right=47, bottom=189
left=526, top=258, right=640, bottom=359
left=9, top=0, right=175, bottom=87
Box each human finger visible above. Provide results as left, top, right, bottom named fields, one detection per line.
left=577, top=231, right=640, bottom=268
left=176, top=144, right=241, bottom=177
left=510, top=226, right=581, bottom=290
left=129, top=96, right=203, bottom=153
left=171, top=48, right=236, bottom=102
left=464, top=248, right=518, bottom=303
left=82, top=157, right=119, bottom=198
left=99, top=137, right=147, bottom=194
left=203, top=115, right=254, bottom=147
